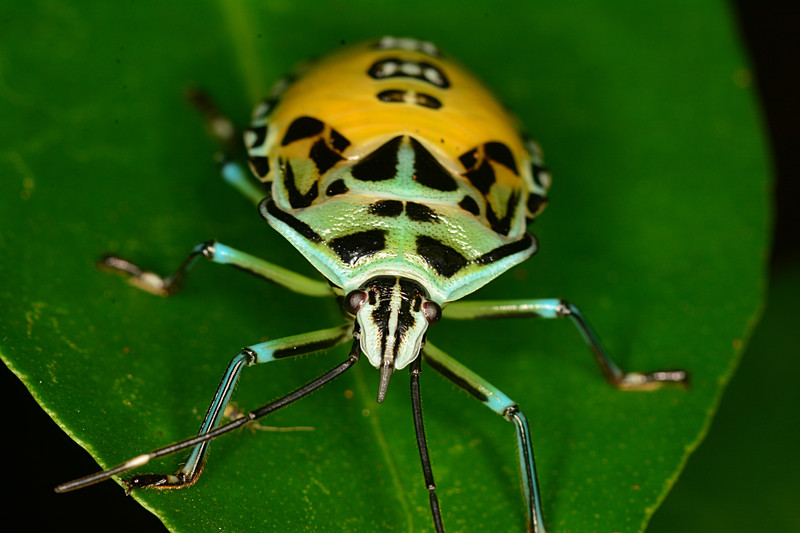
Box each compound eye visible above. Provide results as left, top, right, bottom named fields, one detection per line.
left=422, top=301, right=441, bottom=325
left=345, top=290, right=367, bottom=315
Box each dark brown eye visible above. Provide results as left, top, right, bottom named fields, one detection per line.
left=422, top=301, right=441, bottom=325
left=345, top=290, right=367, bottom=315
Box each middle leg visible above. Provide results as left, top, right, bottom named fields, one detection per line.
left=100, top=240, right=332, bottom=298
left=444, top=298, right=689, bottom=389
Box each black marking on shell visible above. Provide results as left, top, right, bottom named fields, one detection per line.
left=369, top=200, right=404, bottom=217
left=420, top=64, right=449, bottom=88
left=376, top=89, right=442, bottom=109
left=262, top=200, right=322, bottom=243
left=475, top=233, right=535, bottom=265
left=464, top=159, right=495, bottom=195
left=377, top=89, right=406, bottom=103
left=309, top=138, right=343, bottom=175
left=531, top=163, right=549, bottom=189
left=367, top=58, right=450, bottom=89
left=248, top=156, right=270, bottom=178
left=329, top=230, right=387, bottom=266
left=282, top=159, right=318, bottom=209
left=458, top=196, right=480, bottom=215
left=409, top=138, right=457, bottom=191
left=326, top=179, right=349, bottom=197
left=281, top=116, right=324, bottom=146
left=415, top=93, right=442, bottom=109
left=485, top=142, right=518, bottom=175
left=485, top=190, right=519, bottom=236
left=458, top=148, right=479, bottom=170
left=416, top=235, right=468, bottom=278
left=245, top=125, right=268, bottom=150
left=330, top=128, right=351, bottom=153
left=351, top=136, right=403, bottom=182
left=405, top=202, right=439, bottom=222
left=527, top=193, right=548, bottom=216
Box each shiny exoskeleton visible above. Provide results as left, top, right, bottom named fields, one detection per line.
left=56, top=37, right=688, bottom=533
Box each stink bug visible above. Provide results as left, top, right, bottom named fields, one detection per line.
left=56, top=37, right=688, bottom=532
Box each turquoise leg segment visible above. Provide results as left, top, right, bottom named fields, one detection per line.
left=179, top=349, right=250, bottom=481
left=130, top=323, right=352, bottom=489
left=507, top=408, right=546, bottom=533
left=444, top=298, right=689, bottom=390
left=422, top=342, right=514, bottom=415
left=186, top=87, right=265, bottom=205
left=249, top=324, right=353, bottom=364
left=99, top=240, right=332, bottom=298
left=56, top=342, right=361, bottom=494
left=422, top=342, right=547, bottom=533
left=219, top=157, right=266, bottom=205
left=208, top=242, right=332, bottom=297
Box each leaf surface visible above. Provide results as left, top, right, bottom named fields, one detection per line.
left=0, top=1, right=769, bottom=532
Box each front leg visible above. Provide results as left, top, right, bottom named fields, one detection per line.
left=126, top=323, right=352, bottom=490
left=100, top=240, right=332, bottom=298
left=444, top=298, right=689, bottom=390
left=422, top=342, right=547, bottom=533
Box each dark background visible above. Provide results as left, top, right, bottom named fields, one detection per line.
left=3, top=3, right=797, bottom=532
left=740, top=3, right=798, bottom=269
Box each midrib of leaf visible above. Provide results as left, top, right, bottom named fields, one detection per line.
left=351, top=360, right=415, bottom=532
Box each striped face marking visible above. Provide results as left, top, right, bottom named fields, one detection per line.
left=350, top=276, right=439, bottom=400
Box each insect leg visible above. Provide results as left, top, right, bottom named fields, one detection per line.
left=186, top=87, right=266, bottom=205
left=444, top=299, right=689, bottom=390
left=409, top=357, right=445, bottom=533
left=126, top=323, right=353, bottom=490
left=56, top=339, right=360, bottom=494
left=421, top=342, right=547, bottom=533
left=217, top=154, right=266, bottom=206
left=99, top=240, right=332, bottom=297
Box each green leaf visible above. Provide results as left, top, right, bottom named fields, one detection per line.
left=647, top=260, right=800, bottom=532
left=0, top=1, right=769, bottom=532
